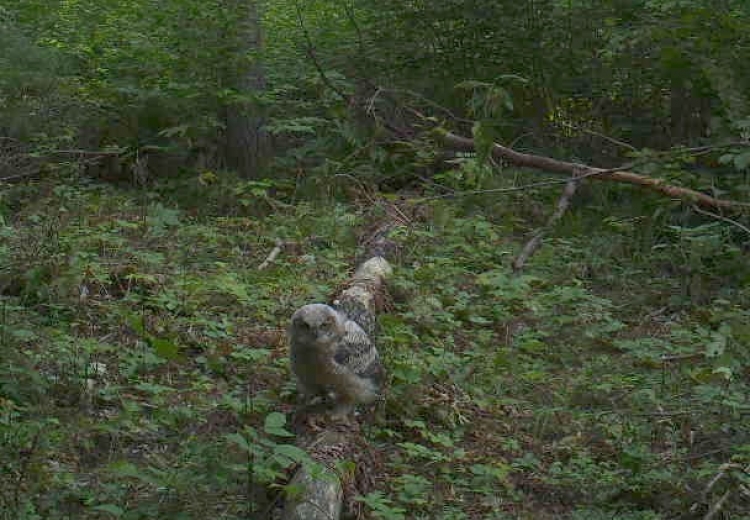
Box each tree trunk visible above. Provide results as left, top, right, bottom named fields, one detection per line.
left=225, top=0, right=270, bottom=178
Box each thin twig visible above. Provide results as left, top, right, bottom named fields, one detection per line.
left=332, top=173, right=412, bottom=225
left=333, top=173, right=379, bottom=206
left=340, top=0, right=366, bottom=57
left=294, top=0, right=349, bottom=102
left=661, top=352, right=705, bottom=363
left=634, top=410, right=695, bottom=417
left=419, top=177, right=567, bottom=199
left=692, top=205, right=750, bottom=236
left=704, top=490, right=731, bottom=520
left=559, top=122, right=638, bottom=152
left=49, top=149, right=123, bottom=156
left=512, top=176, right=579, bottom=271
left=703, top=466, right=730, bottom=501
left=372, top=88, right=475, bottom=125
left=0, top=171, right=40, bottom=183
left=418, top=166, right=634, bottom=200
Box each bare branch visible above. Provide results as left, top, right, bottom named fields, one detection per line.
left=439, top=130, right=750, bottom=212
left=558, top=122, right=638, bottom=152
left=704, top=490, right=732, bottom=520
left=512, top=176, right=579, bottom=271
left=691, top=205, right=750, bottom=236
left=258, top=239, right=285, bottom=270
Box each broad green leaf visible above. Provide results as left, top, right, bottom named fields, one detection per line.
left=273, top=444, right=310, bottom=464
left=264, top=412, right=294, bottom=437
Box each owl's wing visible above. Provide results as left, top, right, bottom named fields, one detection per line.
left=334, top=297, right=376, bottom=337
left=334, top=320, right=384, bottom=385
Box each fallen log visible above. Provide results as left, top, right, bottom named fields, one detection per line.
left=440, top=131, right=749, bottom=212
left=282, top=226, right=397, bottom=520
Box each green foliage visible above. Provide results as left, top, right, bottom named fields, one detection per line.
left=0, top=179, right=359, bottom=518
left=355, top=491, right=406, bottom=520
left=352, top=0, right=750, bottom=148
left=0, top=12, right=72, bottom=141
left=1, top=0, right=272, bottom=179
left=2, top=161, right=750, bottom=518
left=2, top=1, right=750, bottom=519
left=363, top=198, right=750, bottom=518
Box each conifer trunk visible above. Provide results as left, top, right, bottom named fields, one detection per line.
left=225, top=0, right=270, bottom=178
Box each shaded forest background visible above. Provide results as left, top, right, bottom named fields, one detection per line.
left=1, top=1, right=750, bottom=519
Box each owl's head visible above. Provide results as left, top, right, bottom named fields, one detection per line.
left=289, top=304, right=346, bottom=353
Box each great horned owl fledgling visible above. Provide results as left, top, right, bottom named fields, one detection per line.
left=289, top=303, right=384, bottom=418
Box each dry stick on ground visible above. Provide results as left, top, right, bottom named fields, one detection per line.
left=258, top=239, right=285, bottom=270
left=439, top=131, right=750, bottom=212
left=703, top=490, right=732, bottom=520
left=282, top=225, right=399, bottom=520
left=512, top=175, right=580, bottom=271
left=690, top=463, right=750, bottom=519
left=258, top=236, right=326, bottom=270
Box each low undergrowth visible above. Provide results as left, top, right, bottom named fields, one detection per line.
left=1, top=173, right=749, bottom=519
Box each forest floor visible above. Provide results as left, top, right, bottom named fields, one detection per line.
left=2, top=174, right=750, bottom=520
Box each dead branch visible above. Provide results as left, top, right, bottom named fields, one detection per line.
left=362, top=89, right=750, bottom=213
left=512, top=176, right=579, bottom=271
left=689, top=462, right=750, bottom=519
left=703, top=490, right=732, bottom=520
left=361, top=87, right=750, bottom=212
left=691, top=205, right=750, bottom=236
left=258, top=239, right=285, bottom=270
left=661, top=352, right=705, bottom=363
left=439, top=131, right=749, bottom=212
left=257, top=237, right=327, bottom=270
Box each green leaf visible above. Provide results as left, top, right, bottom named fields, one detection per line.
left=734, top=151, right=750, bottom=171
left=226, top=432, right=251, bottom=452
left=712, top=366, right=733, bottom=381
left=273, top=444, right=310, bottom=464
left=107, top=461, right=144, bottom=480
left=718, top=153, right=735, bottom=165
left=158, top=124, right=190, bottom=138
left=472, top=121, right=496, bottom=164
left=126, top=314, right=145, bottom=335
left=264, top=412, right=294, bottom=437
left=150, top=337, right=180, bottom=360
left=468, top=315, right=492, bottom=325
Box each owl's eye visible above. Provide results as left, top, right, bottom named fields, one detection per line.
left=294, top=319, right=310, bottom=330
